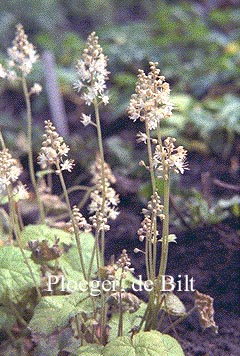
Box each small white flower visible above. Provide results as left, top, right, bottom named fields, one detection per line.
left=37, top=152, right=48, bottom=168
left=73, top=80, right=84, bottom=92
left=81, top=88, right=95, bottom=106
left=81, top=113, right=92, bottom=127
left=102, top=95, right=109, bottom=105
left=136, top=132, right=148, bottom=144
left=30, top=83, right=42, bottom=95
left=108, top=208, right=119, bottom=220
left=60, top=159, right=75, bottom=172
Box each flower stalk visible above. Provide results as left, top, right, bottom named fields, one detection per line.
left=129, top=62, right=188, bottom=331
left=22, top=76, right=45, bottom=223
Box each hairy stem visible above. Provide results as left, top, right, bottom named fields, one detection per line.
left=93, top=98, right=106, bottom=264
left=158, top=172, right=170, bottom=279
left=145, top=121, right=156, bottom=193
left=22, top=76, right=45, bottom=223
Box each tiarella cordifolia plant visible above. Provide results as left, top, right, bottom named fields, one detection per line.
left=129, top=62, right=190, bottom=330
left=73, top=32, right=119, bottom=269
left=0, top=24, right=44, bottom=222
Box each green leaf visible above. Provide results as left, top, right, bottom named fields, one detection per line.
left=161, top=293, right=186, bottom=316
left=57, top=246, right=85, bottom=286
left=21, top=224, right=73, bottom=247
left=106, top=136, right=134, bottom=168
left=0, top=246, right=41, bottom=303
left=59, top=232, right=97, bottom=275
left=74, top=344, right=104, bottom=356
left=103, top=331, right=185, bottom=356
left=171, top=94, right=194, bottom=112
left=29, top=292, right=92, bottom=336
left=138, top=178, right=164, bottom=201
left=109, top=302, right=147, bottom=341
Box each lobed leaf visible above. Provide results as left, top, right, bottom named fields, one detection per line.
left=21, top=224, right=73, bottom=247
left=29, top=292, right=92, bottom=336
left=103, top=331, right=185, bottom=356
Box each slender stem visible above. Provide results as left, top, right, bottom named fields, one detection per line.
left=158, top=172, right=170, bottom=279
left=7, top=187, right=41, bottom=300
left=148, top=238, right=153, bottom=281
left=56, top=162, right=87, bottom=280
left=93, top=98, right=106, bottom=263
left=78, top=190, right=92, bottom=211
left=152, top=211, right=157, bottom=277
left=87, top=237, right=97, bottom=280
left=145, top=237, right=150, bottom=280
left=59, top=185, right=94, bottom=199
left=22, top=76, right=45, bottom=223
left=145, top=121, right=156, bottom=193
left=157, top=123, right=162, bottom=152
left=118, top=277, right=123, bottom=337
left=16, top=203, right=24, bottom=230
left=144, top=120, right=159, bottom=330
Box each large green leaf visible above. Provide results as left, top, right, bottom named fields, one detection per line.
left=103, top=331, right=185, bottom=356
left=29, top=292, right=92, bottom=336
left=21, top=224, right=73, bottom=247
left=0, top=246, right=41, bottom=303
left=57, top=246, right=85, bottom=288
left=58, top=232, right=97, bottom=277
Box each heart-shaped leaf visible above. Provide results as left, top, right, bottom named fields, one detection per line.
left=103, top=331, right=185, bottom=356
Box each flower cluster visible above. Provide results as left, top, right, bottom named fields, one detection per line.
left=7, top=24, right=38, bottom=76
left=0, top=24, right=41, bottom=93
left=138, top=192, right=164, bottom=242
left=116, top=249, right=134, bottom=277
left=38, top=120, right=74, bottom=173
left=67, top=205, right=91, bottom=233
left=153, top=137, right=188, bottom=179
left=74, top=32, right=109, bottom=106
left=128, top=62, right=173, bottom=130
left=89, top=155, right=119, bottom=231
left=0, top=148, right=22, bottom=193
